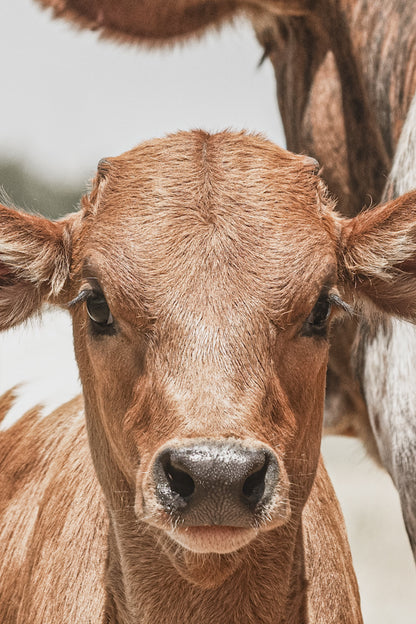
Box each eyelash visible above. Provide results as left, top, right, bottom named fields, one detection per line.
left=68, top=289, right=116, bottom=336
left=301, top=293, right=351, bottom=339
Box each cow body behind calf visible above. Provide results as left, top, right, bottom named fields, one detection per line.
left=3, top=130, right=416, bottom=623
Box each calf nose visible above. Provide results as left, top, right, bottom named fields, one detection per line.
left=153, top=440, right=279, bottom=526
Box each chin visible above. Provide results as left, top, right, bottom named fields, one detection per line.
left=169, top=526, right=259, bottom=554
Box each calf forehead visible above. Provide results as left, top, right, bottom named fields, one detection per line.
left=78, top=131, right=336, bottom=322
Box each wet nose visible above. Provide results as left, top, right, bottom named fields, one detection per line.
left=153, top=440, right=279, bottom=526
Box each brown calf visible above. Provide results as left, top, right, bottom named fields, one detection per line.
left=35, top=0, right=416, bottom=558
left=3, top=130, right=416, bottom=622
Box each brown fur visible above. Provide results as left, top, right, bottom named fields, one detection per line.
left=1, top=131, right=416, bottom=621
left=3, top=130, right=416, bottom=621
left=0, top=397, right=107, bottom=623
left=0, top=403, right=359, bottom=623
left=0, top=389, right=17, bottom=425
left=0, top=130, right=374, bottom=622
left=0, top=205, right=74, bottom=330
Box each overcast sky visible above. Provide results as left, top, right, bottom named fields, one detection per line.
left=1, top=0, right=285, bottom=187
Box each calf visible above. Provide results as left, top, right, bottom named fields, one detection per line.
left=3, top=130, right=416, bottom=622
left=36, top=0, right=416, bottom=556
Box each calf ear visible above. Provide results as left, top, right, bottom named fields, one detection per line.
left=0, top=204, right=74, bottom=330
left=339, top=191, right=416, bottom=318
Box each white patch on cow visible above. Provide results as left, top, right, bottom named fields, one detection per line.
left=364, top=318, right=416, bottom=551
left=0, top=308, right=81, bottom=430
left=390, top=92, right=416, bottom=195
left=364, top=94, right=416, bottom=553
left=365, top=319, right=416, bottom=473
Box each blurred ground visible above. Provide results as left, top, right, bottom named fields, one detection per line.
left=323, top=437, right=416, bottom=622
left=0, top=311, right=415, bottom=622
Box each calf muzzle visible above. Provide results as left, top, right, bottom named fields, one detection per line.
left=153, top=440, right=279, bottom=527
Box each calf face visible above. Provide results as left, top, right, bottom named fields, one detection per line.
left=1, top=130, right=416, bottom=556
left=70, top=131, right=336, bottom=554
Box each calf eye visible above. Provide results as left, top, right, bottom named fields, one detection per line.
left=86, top=292, right=114, bottom=332
left=301, top=296, right=332, bottom=338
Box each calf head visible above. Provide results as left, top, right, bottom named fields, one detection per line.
left=1, top=130, right=416, bottom=558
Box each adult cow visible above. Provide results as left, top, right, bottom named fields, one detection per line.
left=35, top=0, right=416, bottom=557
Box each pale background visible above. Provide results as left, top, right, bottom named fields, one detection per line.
left=0, top=1, right=415, bottom=621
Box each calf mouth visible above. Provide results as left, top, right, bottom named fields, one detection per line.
left=168, top=525, right=259, bottom=554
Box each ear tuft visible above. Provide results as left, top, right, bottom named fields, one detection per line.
left=339, top=191, right=416, bottom=318
left=0, top=204, right=75, bottom=330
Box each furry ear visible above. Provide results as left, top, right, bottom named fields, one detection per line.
left=0, top=204, right=75, bottom=330
left=339, top=191, right=416, bottom=318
